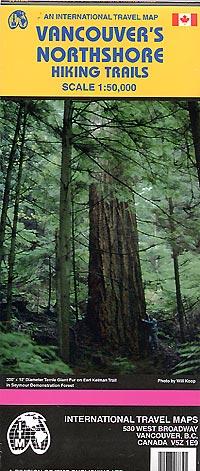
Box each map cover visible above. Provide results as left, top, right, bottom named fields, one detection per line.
left=0, top=1, right=199, bottom=470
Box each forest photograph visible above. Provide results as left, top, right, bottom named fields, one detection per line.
left=0, top=98, right=199, bottom=376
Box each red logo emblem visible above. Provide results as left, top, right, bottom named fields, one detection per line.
left=180, top=15, right=189, bottom=24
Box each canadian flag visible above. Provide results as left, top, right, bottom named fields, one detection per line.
left=172, top=13, right=198, bottom=26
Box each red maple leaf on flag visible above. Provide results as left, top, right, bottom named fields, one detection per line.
left=180, top=15, right=189, bottom=24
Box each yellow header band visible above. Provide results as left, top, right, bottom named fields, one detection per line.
left=0, top=4, right=200, bottom=97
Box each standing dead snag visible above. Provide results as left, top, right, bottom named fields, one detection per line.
left=168, top=197, right=186, bottom=342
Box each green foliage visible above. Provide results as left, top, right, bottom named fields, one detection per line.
left=0, top=98, right=200, bottom=370
left=111, top=356, right=137, bottom=374
left=0, top=329, right=72, bottom=374
left=173, top=337, right=200, bottom=374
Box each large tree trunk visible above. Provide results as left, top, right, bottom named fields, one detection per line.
left=0, top=102, right=24, bottom=284
left=6, top=103, right=28, bottom=324
left=168, top=197, right=186, bottom=342
left=188, top=100, right=200, bottom=187
left=87, top=184, right=146, bottom=355
left=58, top=100, right=72, bottom=364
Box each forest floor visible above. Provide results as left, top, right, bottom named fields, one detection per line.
left=71, top=321, right=180, bottom=375
left=0, top=300, right=180, bottom=375
left=72, top=348, right=180, bottom=376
